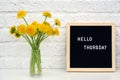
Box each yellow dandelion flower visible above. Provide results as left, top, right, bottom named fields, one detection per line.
left=54, top=28, right=60, bottom=36
left=47, top=29, right=53, bottom=36
left=10, top=26, right=16, bottom=34
left=45, top=26, right=53, bottom=36
left=14, top=32, right=21, bottom=38
left=38, top=23, right=54, bottom=35
left=17, top=24, right=26, bottom=34
left=55, top=18, right=61, bottom=26
left=31, top=21, right=39, bottom=30
left=43, top=22, right=50, bottom=26
left=17, top=10, right=27, bottom=19
left=38, top=23, right=53, bottom=35
left=26, top=25, right=37, bottom=36
left=31, top=21, right=39, bottom=26
left=42, top=11, right=52, bottom=18
left=38, top=24, right=46, bottom=33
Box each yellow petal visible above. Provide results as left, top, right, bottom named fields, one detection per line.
left=42, top=11, right=52, bottom=18
left=55, top=18, right=61, bottom=26
left=17, top=24, right=26, bottom=34
left=26, top=25, right=37, bottom=36
left=17, top=10, right=27, bottom=19
left=54, top=28, right=60, bottom=36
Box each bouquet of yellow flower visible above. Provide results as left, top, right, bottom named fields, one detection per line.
left=10, top=10, right=60, bottom=75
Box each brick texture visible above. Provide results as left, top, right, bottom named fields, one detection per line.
left=0, top=0, right=120, bottom=69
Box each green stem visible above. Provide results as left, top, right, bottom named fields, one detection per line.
left=35, top=32, right=41, bottom=44
left=44, top=16, right=47, bottom=22
left=51, top=24, right=55, bottom=27
left=37, top=35, right=44, bottom=46
left=37, top=49, right=41, bottom=74
left=23, top=17, right=28, bottom=25
left=30, top=49, right=35, bottom=75
left=31, top=37, right=36, bottom=49
left=38, top=35, right=48, bottom=48
left=22, top=35, right=33, bottom=47
left=36, top=32, right=43, bottom=48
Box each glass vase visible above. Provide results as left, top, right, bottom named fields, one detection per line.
left=30, top=48, right=42, bottom=75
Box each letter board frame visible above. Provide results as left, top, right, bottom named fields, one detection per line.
left=66, top=23, right=115, bottom=72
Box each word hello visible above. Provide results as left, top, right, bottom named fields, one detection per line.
left=77, top=37, right=92, bottom=42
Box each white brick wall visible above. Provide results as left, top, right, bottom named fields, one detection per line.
left=0, top=0, right=120, bottom=69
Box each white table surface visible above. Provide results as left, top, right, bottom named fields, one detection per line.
left=0, top=69, right=120, bottom=80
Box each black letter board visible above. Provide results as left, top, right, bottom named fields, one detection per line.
left=66, top=23, right=115, bottom=71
